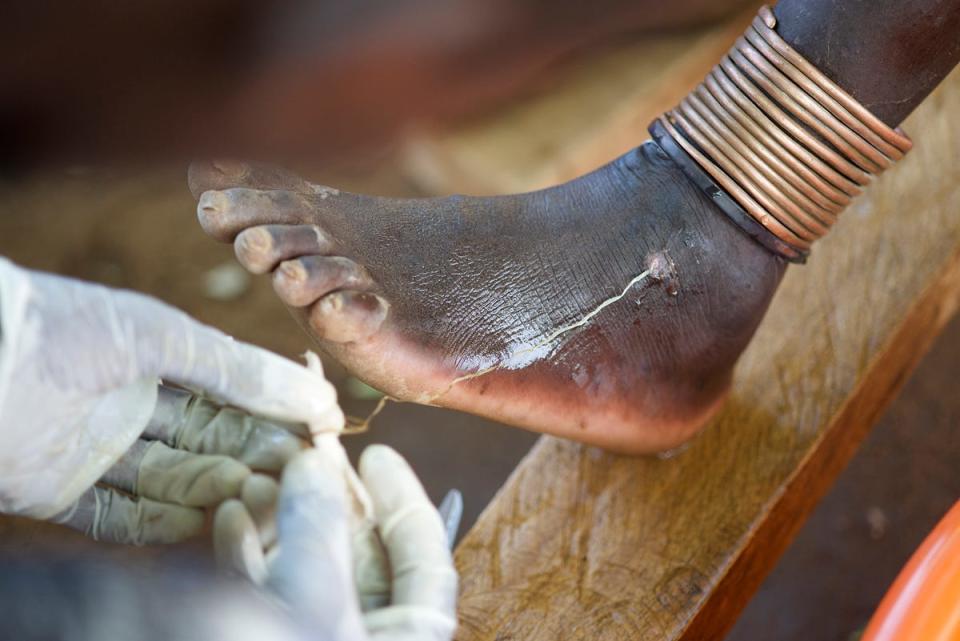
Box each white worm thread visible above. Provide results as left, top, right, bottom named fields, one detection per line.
left=348, top=268, right=653, bottom=431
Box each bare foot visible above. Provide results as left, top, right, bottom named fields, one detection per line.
left=189, top=143, right=785, bottom=453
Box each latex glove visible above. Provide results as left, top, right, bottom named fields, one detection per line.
left=55, top=385, right=317, bottom=545
left=0, top=257, right=344, bottom=544
left=214, top=445, right=459, bottom=641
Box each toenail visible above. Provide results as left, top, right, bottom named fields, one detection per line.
left=323, top=294, right=344, bottom=312
left=198, top=190, right=228, bottom=215
left=278, top=260, right=308, bottom=283
left=237, top=227, right=273, bottom=254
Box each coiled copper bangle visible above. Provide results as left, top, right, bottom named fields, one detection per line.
left=652, top=4, right=912, bottom=259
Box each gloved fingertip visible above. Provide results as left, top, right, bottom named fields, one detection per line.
left=358, top=444, right=405, bottom=479
left=217, top=460, right=254, bottom=496
left=213, top=499, right=245, bottom=544
left=303, top=350, right=325, bottom=376
left=214, top=499, right=267, bottom=585
left=242, top=474, right=279, bottom=547
left=242, top=473, right=279, bottom=506
left=254, top=351, right=341, bottom=427
left=438, top=489, right=464, bottom=549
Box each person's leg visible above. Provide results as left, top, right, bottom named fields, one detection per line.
left=773, top=0, right=960, bottom=127
left=192, top=0, right=960, bottom=453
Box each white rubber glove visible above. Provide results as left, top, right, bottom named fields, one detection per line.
left=214, top=446, right=459, bottom=641
left=0, top=257, right=344, bottom=544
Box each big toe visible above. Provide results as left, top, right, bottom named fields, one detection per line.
left=197, top=187, right=313, bottom=242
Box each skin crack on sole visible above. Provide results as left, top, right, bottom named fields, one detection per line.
left=345, top=268, right=653, bottom=433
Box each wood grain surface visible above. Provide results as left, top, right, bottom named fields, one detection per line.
left=451, top=66, right=960, bottom=641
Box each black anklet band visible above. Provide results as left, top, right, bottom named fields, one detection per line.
left=649, top=119, right=807, bottom=263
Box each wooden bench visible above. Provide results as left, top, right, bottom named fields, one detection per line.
left=398, top=7, right=960, bottom=640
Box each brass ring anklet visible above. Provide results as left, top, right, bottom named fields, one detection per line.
left=650, top=4, right=911, bottom=261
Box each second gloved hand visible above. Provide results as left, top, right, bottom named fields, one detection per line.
left=214, top=445, right=459, bottom=641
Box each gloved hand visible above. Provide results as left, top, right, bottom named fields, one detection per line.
left=0, top=257, right=344, bottom=544
left=214, top=445, right=459, bottom=641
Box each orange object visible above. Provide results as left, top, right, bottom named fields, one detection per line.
left=862, top=500, right=960, bottom=641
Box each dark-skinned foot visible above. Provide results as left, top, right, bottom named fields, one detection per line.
left=189, top=142, right=785, bottom=453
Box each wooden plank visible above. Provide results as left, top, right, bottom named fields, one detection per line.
left=452, top=67, right=960, bottom=640
left=400, top=6, right=758, bottom=195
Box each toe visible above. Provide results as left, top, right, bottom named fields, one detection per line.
left=272, top=256, right=374, bottom=308
left=197, top=188, right=313, bottom=242
left=309, top=291, right=390, bottom=343
left=188, top=160, right=313, bottom=198
left=235, top=224, right=336, bottom=274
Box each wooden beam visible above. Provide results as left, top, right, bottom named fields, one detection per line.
left=452, top=66, right=960, bottom=641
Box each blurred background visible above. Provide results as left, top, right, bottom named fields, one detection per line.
left=2, top=1, right=959, bottom=639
